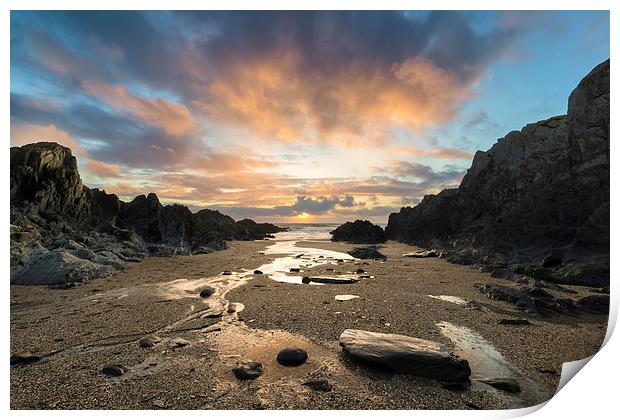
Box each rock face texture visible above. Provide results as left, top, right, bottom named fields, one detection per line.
left=339, top=329, right=471, bottom=382
left=330, top=220, right=386, bottom=243
left=386, top=60, right=610, bottom=287
left=10, top=142, right=285, bottom=285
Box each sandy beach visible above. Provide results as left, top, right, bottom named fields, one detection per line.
left=10, top=237, right=606, bottom=410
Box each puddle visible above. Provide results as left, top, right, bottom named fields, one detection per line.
left=256, top=238, right=355, bottom=284
left=428, top=295, right=469, bottom=305
left=437, top=321, right=551, bottom=407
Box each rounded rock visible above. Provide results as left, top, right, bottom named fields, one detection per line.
left=276, top=348, right=308, bottom=367
left=138, top=335, right=162, bottom=348
left=199, top=287, right=216, bottom=298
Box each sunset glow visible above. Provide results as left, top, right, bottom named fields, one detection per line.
left=10, top=11, right=610, bottom=222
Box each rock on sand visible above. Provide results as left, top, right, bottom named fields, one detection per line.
left=339, top=329, right=471, bottom=382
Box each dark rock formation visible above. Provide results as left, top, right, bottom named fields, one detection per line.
left=330, top=220, right=386, bottom=243
left=10, top=142, right=286, bottom=285
left=386, top=60, right=609, bottom=287
left=476, top=283, right=608, bottom=316
left=339, top=329, right=471, bottom=382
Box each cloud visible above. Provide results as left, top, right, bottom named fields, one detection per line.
left=82, top=159, right=121, bottom=178
left=385, top=161, right=465, bottom=185
left=82, top=79, right=200, bottom=137
left=10, top=122, right=83, bottom=154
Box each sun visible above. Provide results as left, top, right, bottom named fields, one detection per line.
left=296, top=212, right=311, bottom=220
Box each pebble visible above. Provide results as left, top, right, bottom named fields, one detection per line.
left=138, top=335, right=162, bottom=348
left=101, top=363, right=127, bottom=377
left=199, top=287, right=216, bottom=298
left=276, top=348, right=308, bottom=367
left=169, top=338, right=190, bottom=348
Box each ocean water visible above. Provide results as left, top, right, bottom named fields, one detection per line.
left=275, top=222, right=387, bottom=242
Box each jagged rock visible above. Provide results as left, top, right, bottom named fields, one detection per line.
left=385, top=60, right=609, bottom=288
left=339, top=329, right=471, bottom=382
left=575, top=295, right=609, bottom=314
left=233, top=360, right=263, bottom=380
left=330, top=220, right=386, bottom=243
left=10, top=142, right=286, bottom=285
left=348, top=246, right=386, bottom=260
left=11, top=249, right=118, bottom=286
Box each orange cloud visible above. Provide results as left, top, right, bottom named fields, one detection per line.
left=392, top=145, right=473, bottom=160
left=10, top=122, right=83, bottom=154
left=83, top=159, right=122, bottom=178
left=82, top=79, right=200, bottom=136
left=192, top=53, right=472, bottom=146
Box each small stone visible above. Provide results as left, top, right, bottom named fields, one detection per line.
left=253, top=270, right=263, bottom=274
left=138, top=335, right=162, bottom=348
left=233, top=360, right=263, bottom=380
left=227, top=302, right=244, bottom=313
left=152, top=399, right=167, bottom=409
left=199, top=287, right=216, bottom=298
left=169, top=338, right=190, bottom=348
left=355, top=268, right=365, bottom=274
left=303, top=379, right=333, bottom=392
left=479, top=377, right=521, bottom=393
left=101, top=363, right=127, bottom=376
left=10, top=352, right=41, bottom=365
left=276, top=348, right=308, bottom=366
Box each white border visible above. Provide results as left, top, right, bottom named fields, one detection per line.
left=2, top=2, right=616, bottom=419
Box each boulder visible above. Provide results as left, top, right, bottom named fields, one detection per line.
left=339, top=329, right=471, bottom=382
left=330, top=220, right=386, bottom=243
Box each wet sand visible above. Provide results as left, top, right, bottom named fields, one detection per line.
left=10, top=239, right=606, bottom=410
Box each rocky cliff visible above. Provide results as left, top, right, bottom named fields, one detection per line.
left=10, top=142, right=285, bottom=285
left=386, top=59, right=609, bottom=287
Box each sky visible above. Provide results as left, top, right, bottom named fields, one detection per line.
left=10, top=11, right=610, bottom=223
